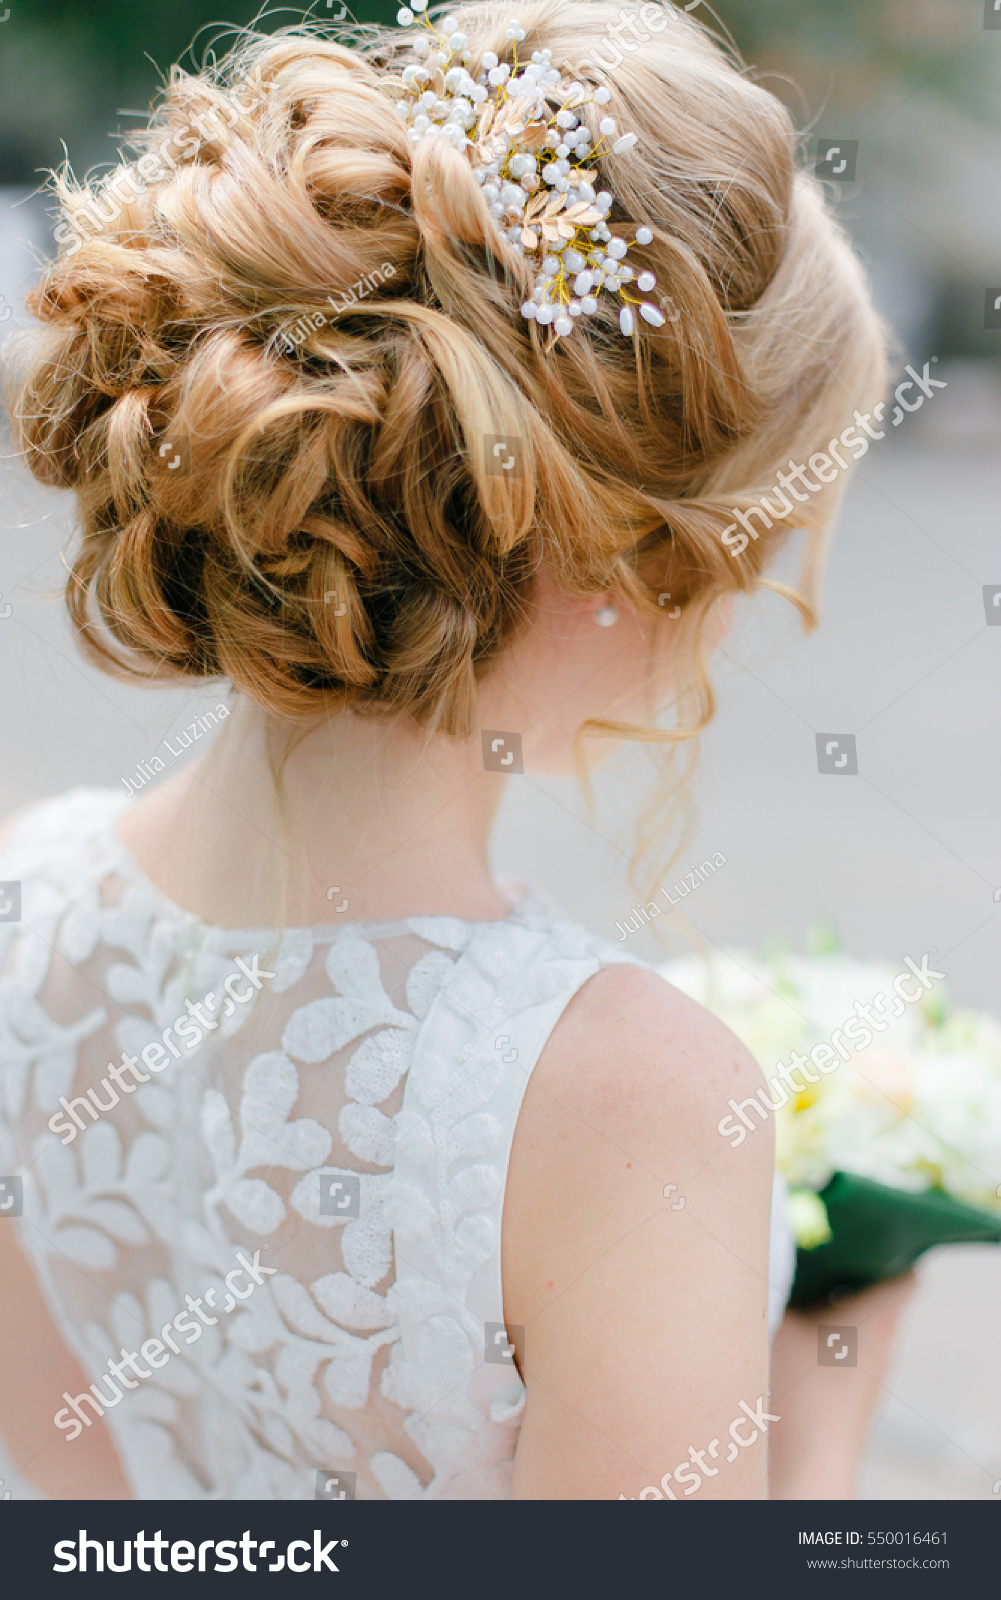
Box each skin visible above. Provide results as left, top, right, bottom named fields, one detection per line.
left=0, top=573, right=909, bottom=1498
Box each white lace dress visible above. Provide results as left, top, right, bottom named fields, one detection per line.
left=0, top=789, right=794, bottom=1500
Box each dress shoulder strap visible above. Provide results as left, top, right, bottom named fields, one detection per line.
left=383, top=909, right=648, bottom=1497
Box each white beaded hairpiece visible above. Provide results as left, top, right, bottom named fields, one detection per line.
left=392, top=4, right=665, bottom=339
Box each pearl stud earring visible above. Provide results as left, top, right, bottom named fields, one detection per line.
left=595, top=602, right=619, bottom=628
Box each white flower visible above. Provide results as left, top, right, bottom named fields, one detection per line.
left=786, top=1189, right=832, bottom=1249
left=662, top=946, right=1001, bottom=1213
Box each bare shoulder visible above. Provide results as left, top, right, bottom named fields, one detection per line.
left=521, top=961, right=769, bottom=1168
left=503, top=958, right=774, bottom=1314
left=503, top=961, right=774, bottom=1499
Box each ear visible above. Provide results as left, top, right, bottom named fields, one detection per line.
left=528, top=568, right=616, bottom=636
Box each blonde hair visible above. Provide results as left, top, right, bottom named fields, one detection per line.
left=6, top=0, right=886, bottom=769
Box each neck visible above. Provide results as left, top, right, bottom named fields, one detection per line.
left=118, top=696, right=513, bottom=928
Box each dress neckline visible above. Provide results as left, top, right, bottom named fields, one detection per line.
left=98, top=790, right=541, bottom=943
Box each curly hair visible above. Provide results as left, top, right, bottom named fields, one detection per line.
left=5, top=0, right=886, bottom=742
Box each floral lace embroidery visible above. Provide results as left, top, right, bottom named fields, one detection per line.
left=0, top=789, right=644, bottom=1499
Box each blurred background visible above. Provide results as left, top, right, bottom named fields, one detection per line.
left=1, top=0, right=1000, bottom=1500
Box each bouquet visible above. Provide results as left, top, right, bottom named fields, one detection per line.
left=660, top=938, right=1001, bottom=1307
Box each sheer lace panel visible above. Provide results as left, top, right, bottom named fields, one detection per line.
left=0, top=789, right=654, bottom=1500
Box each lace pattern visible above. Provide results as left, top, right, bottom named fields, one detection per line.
left=0, top=789, right=656, bottom=1499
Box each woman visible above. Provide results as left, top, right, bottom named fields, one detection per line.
left=0, top=0, right=906, bottom=1500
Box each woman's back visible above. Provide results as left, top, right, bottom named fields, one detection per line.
left=0, top=786, right=691, bottom=1499
left=0, top=0, right=885, bottom=1501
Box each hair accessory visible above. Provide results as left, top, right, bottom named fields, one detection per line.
left=391, top=8, right=664, bottom=339
left=594, top=601, right=619, bottom=627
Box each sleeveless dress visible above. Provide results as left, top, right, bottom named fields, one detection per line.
left=0, top=789, right=794, bottom=1500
